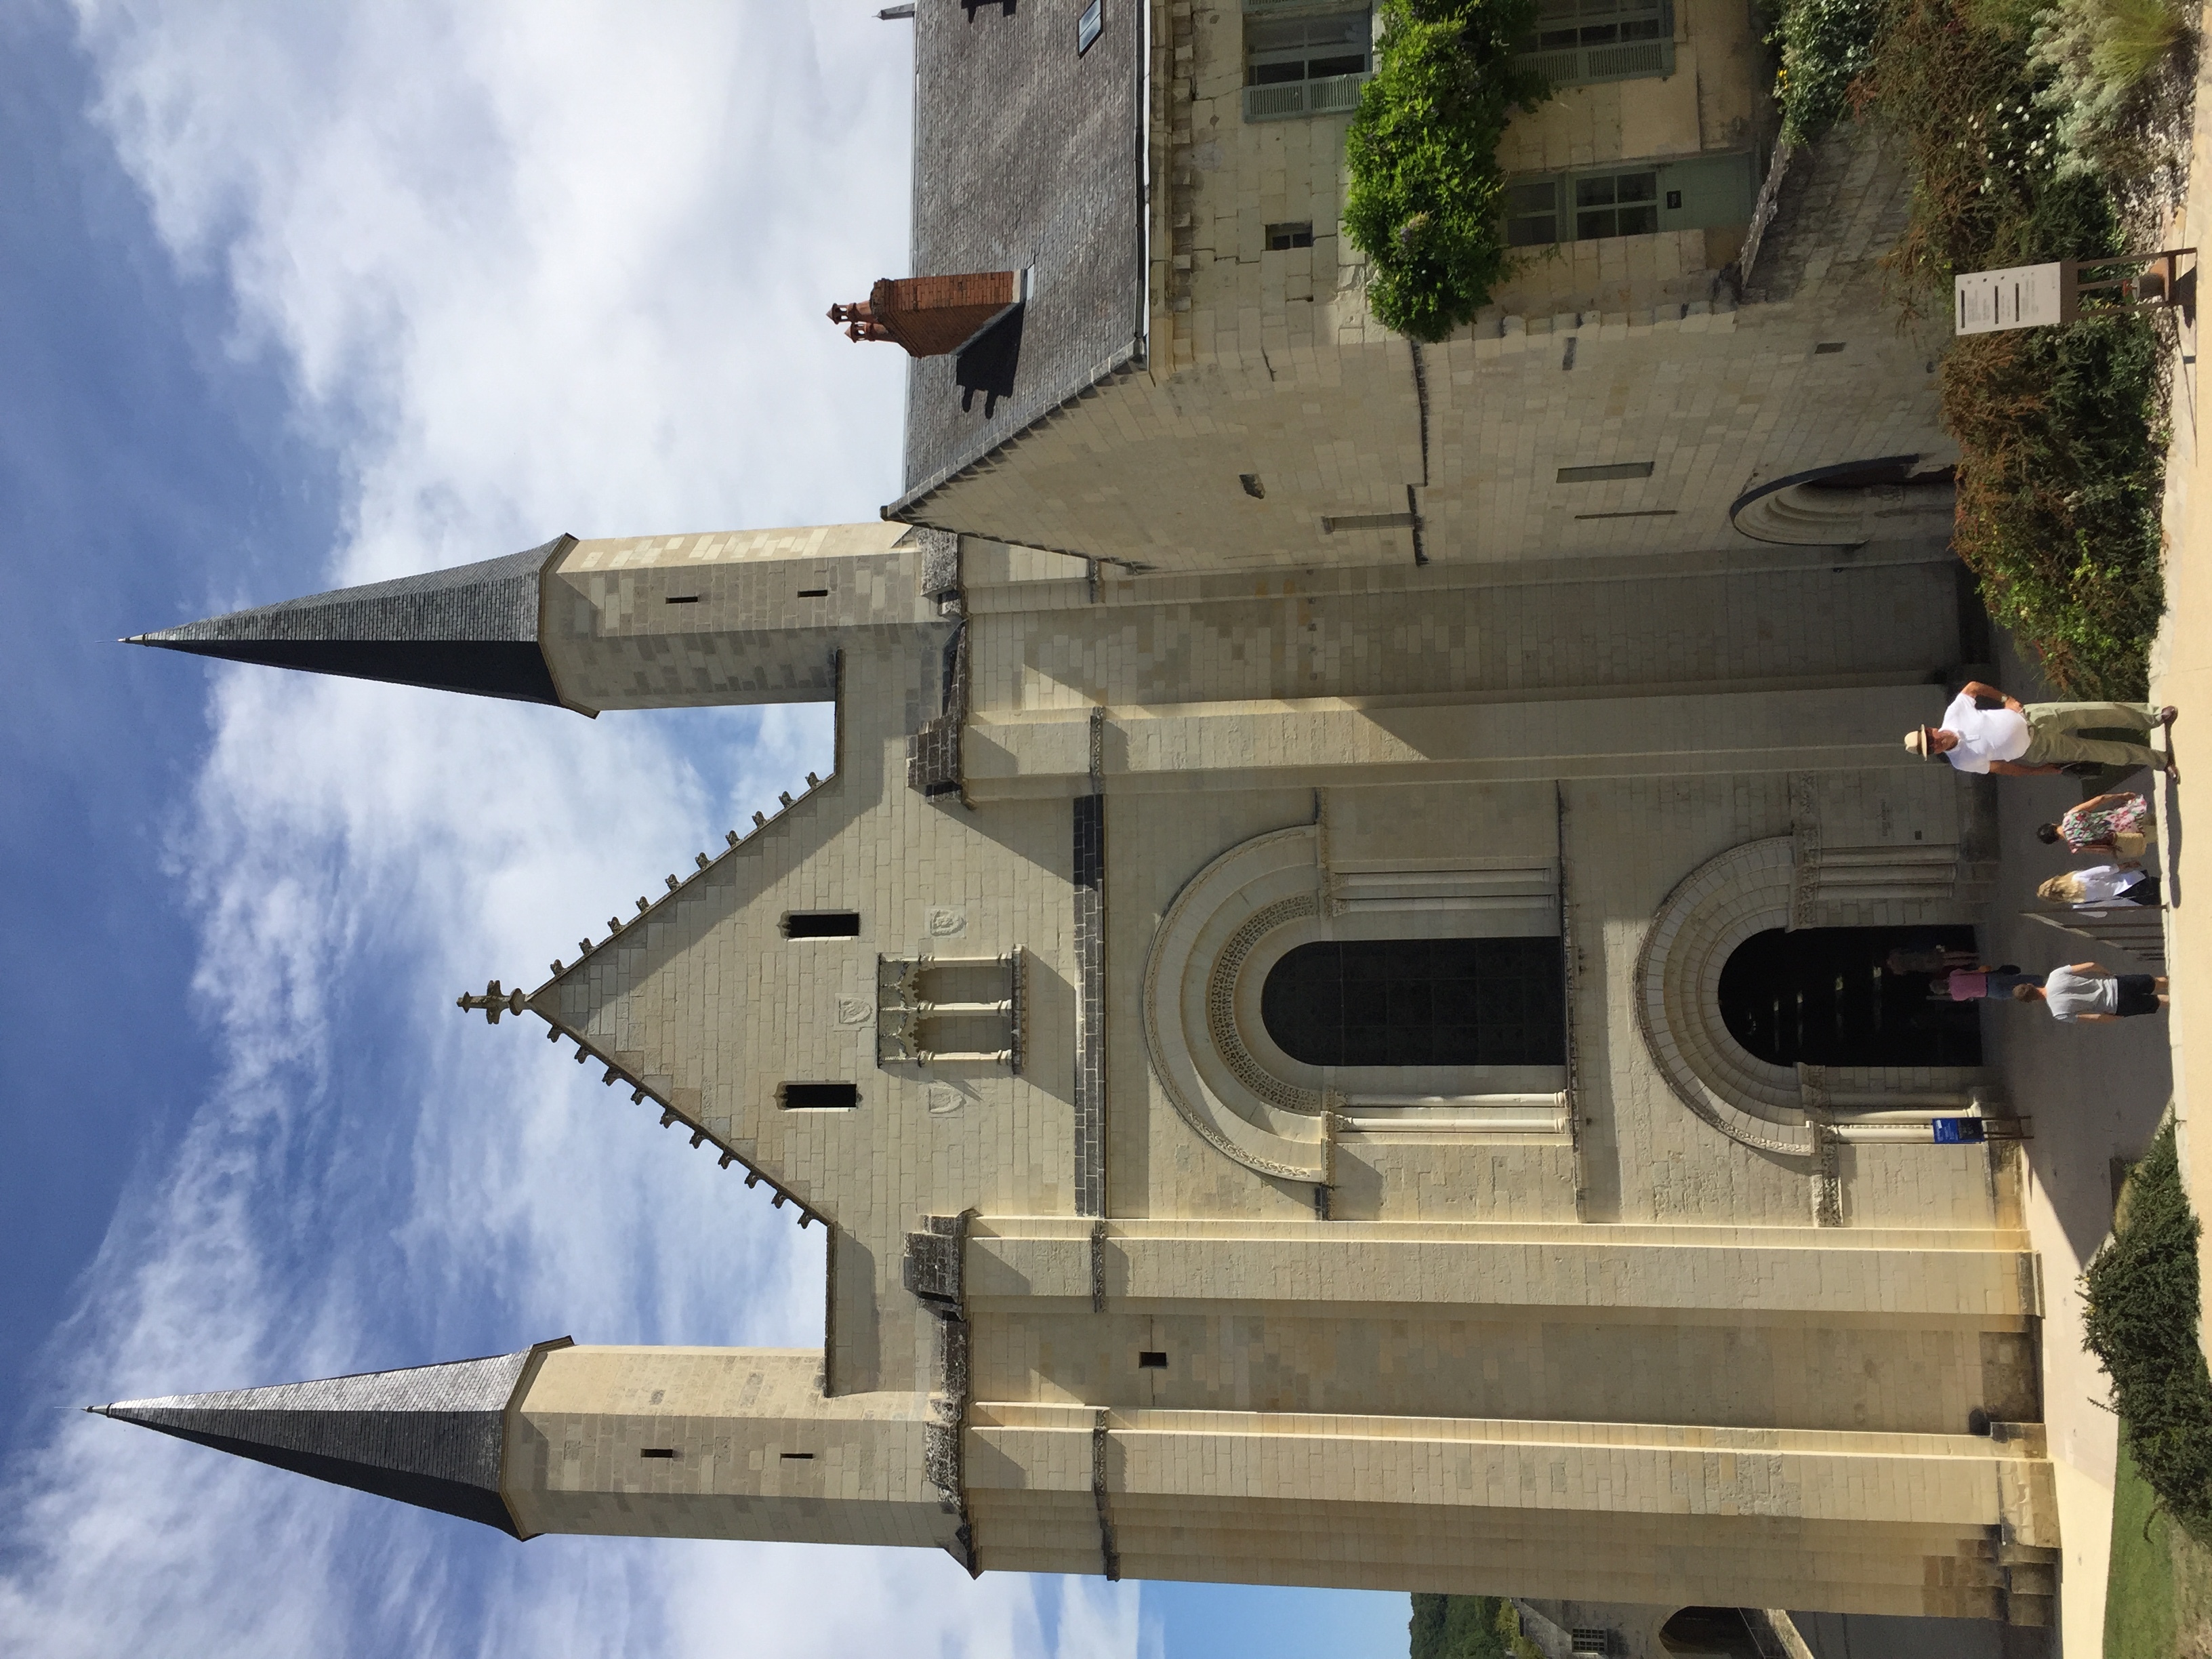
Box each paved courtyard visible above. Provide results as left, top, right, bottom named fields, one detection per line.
left=1964, top=40, right=2212, bottom=1654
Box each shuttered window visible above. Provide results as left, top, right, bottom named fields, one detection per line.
left=1242, top=7, right=1372, bottom=121
left=1517, top=0, right=1674, bottom=85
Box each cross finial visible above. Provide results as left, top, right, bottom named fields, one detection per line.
left=456, top=979, right=527, bottom=1024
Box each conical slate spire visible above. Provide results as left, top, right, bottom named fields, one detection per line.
left=125, top=536, right=575, bottom=705
left=90, top=1345, right=558, bottom=1535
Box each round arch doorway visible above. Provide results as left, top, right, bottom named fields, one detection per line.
left=1717, top=925, right=1982, bottom=1070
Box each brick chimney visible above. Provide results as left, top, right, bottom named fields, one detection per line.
left=829, top=270, right=1026, bottom=356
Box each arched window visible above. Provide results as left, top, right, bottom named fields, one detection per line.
left=1260, top=937, right=1564, bottom=1067
left=1718, top=926, right=1982, bottom=1068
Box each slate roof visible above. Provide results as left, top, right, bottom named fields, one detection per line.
left=890, top=0, right=1147, bottom=517
left=92, top=1347, right=558, bottom=1535
left=125, top=536, right=573, bottom=705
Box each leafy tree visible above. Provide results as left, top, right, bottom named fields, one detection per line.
left=1408, top=1593, right=1544, bottom=1659
left=1344, top=0, right=1551, bottom=341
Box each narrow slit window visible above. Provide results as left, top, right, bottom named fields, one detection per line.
left=1265, top=222, right=1315, bottom=250
left=1138, top=1350, right=1168, bottom=1369
left=779, top=1451, right=816, bottom=1460
left=663, top=594, right=700, bottom=605
left=781, top=1082, right=859, bottom=1110
left=796, top=588, right=830, bottom=597
left=1321, top=512, right=1416, bottom=533
left=639, top=1448, right=678, bottom=1459
left=785, top=911, right=862, bottom=938
left=1557, top=461, right=1654, bottom=483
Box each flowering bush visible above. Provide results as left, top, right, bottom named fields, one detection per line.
left=2032, top=0, right=2196, bottom=186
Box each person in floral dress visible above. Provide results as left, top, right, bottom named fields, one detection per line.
left=2036, top=791, right=2153, bottom=859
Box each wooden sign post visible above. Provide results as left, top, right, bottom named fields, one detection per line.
left=1954, top=249, right=2194, bottom=335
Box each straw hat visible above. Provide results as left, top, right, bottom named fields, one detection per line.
left=1903, top=726, right=1940, bottom=758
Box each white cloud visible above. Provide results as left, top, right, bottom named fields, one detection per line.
left=0, top=4, right=1146, bottom=1657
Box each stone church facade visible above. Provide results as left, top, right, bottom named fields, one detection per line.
left=100, top=0, right=2062, bottom=1644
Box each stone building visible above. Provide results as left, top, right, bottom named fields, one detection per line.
left=100, top=0, right=2060, bottom=1645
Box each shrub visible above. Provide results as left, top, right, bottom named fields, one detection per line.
left=1772, top=0, right=1884, bottom=143
left=1861, top=0, right=2167, bottom=695
left=1936, top=171, right=2163, bottom=697
left=1944, top=316, right=2166, bottom=696
left=2032, top=0, right=2196, bottom=185
left=1343, top=0, right=1551, bottom=341
left=1868, top=0, right=2060, bottom=296
left=1409, top=1595, right=1547, bottom=1659
left=2083, top=1122, right=2212, bottom=1541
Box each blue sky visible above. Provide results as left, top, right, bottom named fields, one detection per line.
left=0, top=3, right=1411, bottom=1654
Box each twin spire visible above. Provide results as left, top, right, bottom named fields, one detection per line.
left=88, top=1345, right=564, bottom=1536
left=123, top=536, right=573, bottom=706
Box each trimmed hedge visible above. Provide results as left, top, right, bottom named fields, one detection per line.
left=2083, top=1121, right=2212, bottom=1541
left=1343, top=0, right=1550, bottom=341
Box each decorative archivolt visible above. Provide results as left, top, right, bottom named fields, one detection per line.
left=1205, top=893, right=1328, bottom=1117
left=1633, top=834, right=1996, bottom=1180
left=1142, top=826, right=1332, bottom=1182
left=1143, top=824, right=1571, bottom=1183
left=1633, top=838, right=1819, bottom=1158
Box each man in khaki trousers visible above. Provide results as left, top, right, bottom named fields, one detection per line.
left=1905, top=680, right=2175, bottom=777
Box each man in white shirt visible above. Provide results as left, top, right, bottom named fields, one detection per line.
left=1904, top=681, right=2174, bottom=777
left=2013, top=962, right=2168, bottom=1021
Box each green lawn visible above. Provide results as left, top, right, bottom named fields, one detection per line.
left=2108, top=1425, right=2212, bottom=1656
left=2108, top=1431, right=2179, bottom=1657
